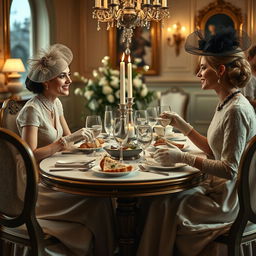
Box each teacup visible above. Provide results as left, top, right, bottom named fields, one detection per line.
left=154, top=125, right=165, bottom=137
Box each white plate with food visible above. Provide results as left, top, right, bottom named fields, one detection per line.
left=153, top=138, right=189, bottom=151
left=165, top=133, right=187, bottom=141
left=91, top=166, right=139, bottom=177
left=76, top=147, right=103, bottom=152
left=92, top=156, right=139, bottom=177
left=155, top=143, right=190, bottom=152
left=70, top=138, right=105, bottom=152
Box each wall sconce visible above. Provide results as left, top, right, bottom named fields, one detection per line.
left=2, top=58, right=25, bottom=94
left=167, top=22, right=186, bottom=56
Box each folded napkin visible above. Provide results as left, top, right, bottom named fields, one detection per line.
left=55, top=159, right=95, bottom=168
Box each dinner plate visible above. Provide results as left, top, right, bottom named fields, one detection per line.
left=68, top=144, right=103, bottom=153
left=165, top=133, right=187, bottom=141
left=76, top=147, right=102, bottom=152
left=104, top=146, right=142, bottom=160
left=155, top=143, right=190, bottom=152
left=91, top=166, right=139, bottom=177
left=144, top=159, right=187, bottom=171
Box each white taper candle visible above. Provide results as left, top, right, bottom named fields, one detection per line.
left=127, top=55, right=133, bottom=98
left=120, top=53, right=126, bottom=104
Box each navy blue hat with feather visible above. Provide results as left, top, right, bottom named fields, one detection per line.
left=185, top=27, right=251, bottom=56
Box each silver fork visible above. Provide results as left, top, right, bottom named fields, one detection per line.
left=138, top=164, right=169, bottom=176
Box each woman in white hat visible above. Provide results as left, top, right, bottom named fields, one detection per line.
left=16, top=44, right=116, bottom=256
left=137, top=28, right=256, bottom=256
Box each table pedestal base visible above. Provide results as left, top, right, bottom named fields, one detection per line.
left=117, top=197, right=137, bottom=256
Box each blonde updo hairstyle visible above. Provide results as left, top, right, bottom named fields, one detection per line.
left=204, top=51, right=251, bottom=88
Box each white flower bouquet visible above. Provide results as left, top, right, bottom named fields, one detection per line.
left=74, top=56, right=157, bottom=116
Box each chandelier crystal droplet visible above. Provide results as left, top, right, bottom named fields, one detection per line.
left=93, top=0, right=169, bottom=53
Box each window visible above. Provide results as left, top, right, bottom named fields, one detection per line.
left=10, top=0, right=32, bottom=84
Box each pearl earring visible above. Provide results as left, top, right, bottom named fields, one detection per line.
left=217, top=78, right=221, bottom=84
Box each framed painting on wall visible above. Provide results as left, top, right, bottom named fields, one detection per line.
left=108, top=22, right=161, bottom=75
left=195, top=0, right=243, bottom=34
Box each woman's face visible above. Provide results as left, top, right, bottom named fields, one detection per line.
left=196, top=56, right=219, bottom=90
left=45, top=66, right=72, bottom=96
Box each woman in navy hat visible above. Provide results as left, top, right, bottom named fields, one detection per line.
left=137, top=28, right=256, bottom=256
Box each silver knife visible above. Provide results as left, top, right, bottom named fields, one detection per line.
left=49, top=168, right=90, bottom=172
left=138, top=165, right=169, bottom=176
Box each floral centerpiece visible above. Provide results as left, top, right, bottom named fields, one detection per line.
left=74, top=56, right=158, bottom=116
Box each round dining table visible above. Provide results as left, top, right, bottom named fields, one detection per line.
left=39, top=139, right=207, bottom=256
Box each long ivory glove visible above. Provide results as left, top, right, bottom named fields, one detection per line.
left=160, top=111, right=193, bottom=135
left=61, top=128, right=93, bottom=146
left=154, top=148, right=233, bottom=179
left=153, top=148, right=196, bottom=167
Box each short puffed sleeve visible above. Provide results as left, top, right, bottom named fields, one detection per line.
left=17, top=105, right=41, bottom=128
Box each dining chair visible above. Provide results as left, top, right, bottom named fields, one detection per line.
left=159, top=87, right=189, bottom=121
left=214, top=135, right=256, bottom=256
left=0, top=98, right=26, bottom=134
left=0, top=128, right=60, bottom=256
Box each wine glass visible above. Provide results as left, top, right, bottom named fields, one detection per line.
left=85, top=115, right=102, bottom=155
left=136, top=124, right=153, bottom=160
left=104, top=106, right=113, bottom=138
left=147, top=107, right=158, bottom=128
left=155, top=105, right=172, bottom=137
left=134, top=110, right=148, bottom=126
left=113, top=116, right=129, bottom=162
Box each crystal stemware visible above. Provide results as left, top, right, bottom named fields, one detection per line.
left=85, top=115, right=102, bottom=155
left=147, top=107, right=158, bottom=128
left=113, top=116, right=129, bottom=162
left=134, top=110, right=148, bottom=126
left=136, top=124, right=153, bottom=160
left=155, top=105, right=172, bottom=137
left=104, top=106, right=113, bottom=138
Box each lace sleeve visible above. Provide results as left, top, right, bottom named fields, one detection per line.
left=202, top=158, right=234, bottom=179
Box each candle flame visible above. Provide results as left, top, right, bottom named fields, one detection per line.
left=121, top=52, right=125, bottom=62
left=128, top=55, right=131, bottom=63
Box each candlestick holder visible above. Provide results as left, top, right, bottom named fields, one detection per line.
left=114, top=103, right=128, bottom=162
left=127, top=97, right=135, bottom=140
left=118, top=103, right=127, bottom=119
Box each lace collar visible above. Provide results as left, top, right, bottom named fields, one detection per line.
left=37, top=94, right=55, bottom=113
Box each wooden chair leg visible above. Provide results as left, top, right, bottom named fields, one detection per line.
left=240, top=244, right=244, bottom=256
left=248, top=242, right=253, bottom=256
left=3, top=241, right=15, bottom=255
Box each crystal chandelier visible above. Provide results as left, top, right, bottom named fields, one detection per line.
left=93, top=0, right=169, bottom=54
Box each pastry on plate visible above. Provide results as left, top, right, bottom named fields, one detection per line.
left=79, top=138, right=104, bottom=149
left=153, top=138, right=184, bottom=149
left=100, top=156, right=133, bottom=172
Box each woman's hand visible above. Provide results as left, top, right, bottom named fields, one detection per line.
left=160, top=111, right=193, bottom=135
left=153, top=146, right=197, bottom=167
left=62, top=128, right=93, bottom=145
left=153, top=147, right=183, bottom=166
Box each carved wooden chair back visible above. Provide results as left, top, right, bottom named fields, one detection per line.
left=0, top=98, right=26, bottom=135
left=0, top=128, right=59, bottom=256
left=214, top=135, right=256, bottom=255
left=159, top=87, right=189, bottom=120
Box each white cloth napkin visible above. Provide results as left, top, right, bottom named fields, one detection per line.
left=55, top=160, right=95, bottom=168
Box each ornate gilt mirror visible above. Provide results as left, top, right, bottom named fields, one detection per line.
left=195, top=0, right=243, bottom=36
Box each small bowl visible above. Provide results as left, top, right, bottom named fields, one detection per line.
left=103, top=146, right=142, bottom=160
